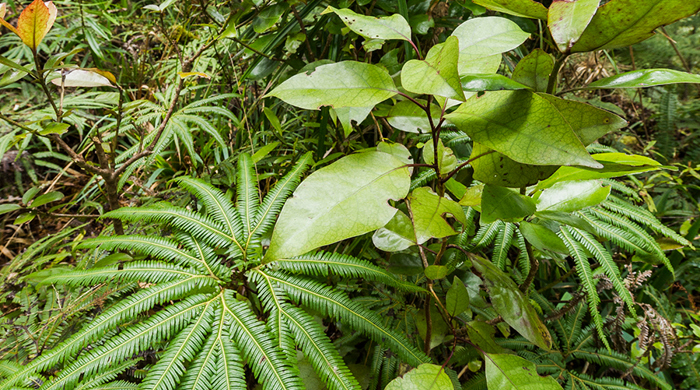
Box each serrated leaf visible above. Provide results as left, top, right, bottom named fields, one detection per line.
left=408, top=187, right=466, bottom=245
left=512, top=49, right=554, bottom=92
left=571, top=0, right=700, bottom=52
left=372, top=210, right=415, bottom=252
left=536, top=180, right=610, bottom=213
left=423, top=139, right=457, bottom=175
left=480, top=184, right=536, bottom=224
left=446, top=91, right=620, bottom=168
left=472, top=256, right=553, bottom=350
left=265, top=61, right=397, bottom=111
left=401, top=36, right=464, bottom=100
left=30, top=191, right=63, bottom=208
left=451, top=17, right=530, bottom=75
left=485, top=353, right=563, bottom=390
left=265, top=151, right=410, bottom=262
left=385, top=364, right=452, bottom=390
left=16, top=0, right=56, bottom=50
left=473, top=0, right=548, bottom=20
left=323, top=6, right=411, bottom=41
left=548, top=0, right=600, bottom=53
left=585, top=69, right=700, bottom=89
left=446, top=276, right=470, bottom=316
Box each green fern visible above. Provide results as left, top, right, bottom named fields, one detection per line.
left=0, top=153, right=429, bottom=390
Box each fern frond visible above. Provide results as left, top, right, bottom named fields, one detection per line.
left=572, top=350, right=671, bottom=390
left=175, top=114, right=227, bottom=147
left=514, top=230, right=531, bottom=277
left=74, top=359, right=141, bottom=390
left=236, top=153, right=260, bottom=241
left=173, top=177, right=245, bottom=250
left=600, top=179, right=641, bottom=201
left=575, top=212, right=652, bottom=258
left=261, top=270, right=430, bottom=367
left=103, top=207, right=238, bottom=253
left=140, top=301, right=215, bottom=390
left=83, top=381, right=138, bottom=390
left=559, top=227, right=609, bottom=350
left=40, top=295, right=213, bottom=390
left=250, top=152, right=313, bottom=241
left=175, top=232, right=231, bottom=280
left=220, top=291, right=304, bottom=390
left=492, top=222, right=515, bottom=270
left=269, top=251, right=426, bottom=293
left=602, top=197, right=691, bottom=247
left=282, top=305, right=362, bottom=390
left=410, top=169, right=436, bottom=191
left=38, top=261, right=200, bottom=287
left=461, top=372, right=486, bottom=390
left=0, top=278, right=210, bottom=390
left=569, top=228, right=636, bottom=316
left=566, top=372, right=646, bottom=390
left=249, top=270, right=296, bottom=360
left=471, top=221, right=504, bottom=250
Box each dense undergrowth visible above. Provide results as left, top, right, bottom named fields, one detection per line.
left=1, top=0, right=700, bottom=389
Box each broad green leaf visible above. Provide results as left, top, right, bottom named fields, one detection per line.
left=473, top=0, right=548, bottom=20
left=22, top=187, right=40, bottom=205
left=265, top=61, right=397, bottom=111
left=536, top=180, right=610, bottom=212
left=385, top=364, right=451, bottom=390
left=485, top=353, right=563, bottom=390
left=519, top=221, right=568, bottom=254
left=585, top=69, right=700, bottom=90
left=372, top=210, right=415, bottom=252
left=0, top=204, right=21, bottom=216
left=40, top=122, right=69, bottom=136
left=571, top=0, right=700, bottom=52
left=472, top=256, right=553, bottom=350
left=458, top=185, right=483, bottom=208
left=446, top=276, right=470, bottom=316
left=30, top=191, right=63, bottom=208
left=252, top=3, right=286, bottom=33
left=466, top=321, right=507, bottom=354
left=424, top=265, right=449, bottom=280
left=401, top=36, right=464, bottom=101
left=512, top=49, right=554, bottom=92
left=14, top=212, right=36, bottom=224
left=480, top=184, right=536, bottom=224
left=460, top=74, right=530, bottom=92
left=333, top=106, right=372, bottom=136
left=0, top=55, right=32, bottom=73
left=548, top=0, right=600, bottom=53
left=471, top=143, right=558, bottom=188
left=322, top=6, right=411, bottom=42
left=537, top=153, right=662, bottom=189
left=459, top=54, right=502, bottom=75
left=386, top=100, right=440, bottom=133
left=408, top=187, right=467, bottom=245
left=451, top=17, right=530, bottom=75
left=423, top=139, right=457, bottom=175
left=446, top=91, right=604, bottom=168
left=16, top=0, right=57, bottom=50
left=376, top=142, right=413, bottom=165
left=265, top=151, right=410, bottom=262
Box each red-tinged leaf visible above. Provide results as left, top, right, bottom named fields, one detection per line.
left=17, top=0, right=57, bottom=50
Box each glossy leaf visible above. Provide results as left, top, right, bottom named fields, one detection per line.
left=265, top=61, right=397, bottom=111
left=519, top=221, right=568, bottom=254
left=472, top=256, right=553, bottom=350
left=512, top=49, right=554, bottom=92
left=537, top=153, right=662, bottom=189
left=473, top=0, right=548, bottom=20
left=16, top=0, right=57, bottom=50
left=536, top=180, right=610, bottom=213
left=585, top=69, right=700, bottom=90
left=372, top=210, right=415, bottom=252
left=14, top=212, right=36, bottom=224
left=446, top=91, right=606, bottom=168
left=385, top=364, right=452, bottom=390
left=401, top=36, right=464, bottom=101
left=548, top=0, right=600, bottom=53
left=386, top=100, right=440, bottom=133
left=0, top=204, right=20, bottom=216
left=485, top=353, right=563, bottom=390
left=265, top=151, right=410, bottom=261
left=408, top=187, right=466, bottom=245
left=571, top=0, right=700, bottom=52
left=460, top=74, right=530, bottom=92
left=451, top=17, right=530, bottom=75
left=446, top=276, right=470, bottom=316
left=471, top=143, right=558, bottom=188
left=423, top=139, right=457, bottom=175
left=480, top=184, right=536, bottom=224
left=323, top=6, right=411, bottom=42
left=29, top=191, right=63, bottom=208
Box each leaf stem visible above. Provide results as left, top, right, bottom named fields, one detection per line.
left=546, top=54, right=568, bottom=95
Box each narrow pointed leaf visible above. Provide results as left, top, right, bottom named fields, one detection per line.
left=537, top=153, right=662, bottom=189
left=323, top=6, right=411, bottom=41
left=401, top=36, right=464, bottom=100
left=548, top=0, right=600, bottom=52
left=460, top=74, right=531, bottom=92
left=473, top=0, right=548, bottom=20
left=585, top=69, right=700, bottom=90
left=536, top=180, right=610, bottom=213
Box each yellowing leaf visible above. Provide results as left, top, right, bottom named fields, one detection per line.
left=50, top=69, right=115, bottom=88
left=16, top=0, right=57, bottom=50
left=0, top=3, right=6, bottom=19
left=178, top=72, right=211, bottom=80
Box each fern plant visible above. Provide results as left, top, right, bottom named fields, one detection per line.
left=0, top=152, right=429, bottom=390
